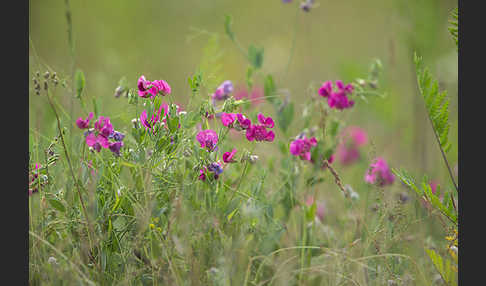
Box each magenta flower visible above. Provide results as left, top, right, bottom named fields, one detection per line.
left=212, top=80, right=234, bottom=101
left=140, top=103, right=166, bottom=132
left=221, top=112, right=237, bottom=127
left=236, top=113, right=252, bottom=130
left=246, top=125, right=275, bottom=142
left=198, top=168, right=207, bottom=181
left=80, top=115, right=124, bottom=155
left=290, top=135, right=317, bottom=161
left=137, top=75, right=171, bottom=98
left=76, top=112, right=93, bottom=129
left=257, top=113, right=275, bottom=128
left=336, top=126, right=368, bottom=165
left=365, top=157, right=395, bottom=187
left=223, top=149, right=237, bottom=163
left=318, top=80, right=354, bottom=110
left=196, top=129, right=219, bottom=151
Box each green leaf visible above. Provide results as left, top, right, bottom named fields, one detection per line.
left=414, top=53, right=451, bottom=154
left=277, top=102, right=294, bottom=133
left=426, top=249, right=457, bottom=286
left=48, top=199, right=66, bottom=213
left=74, top=69, right=85, bottom=99
left=248, top=44, right=264, bottom=69
left=224, top=14, right=235, bottom=41
left=305, top=203, right=317, bottom=222
left=227, top=208, right=238, bottom=222
left=263, top=74, right=276, bottom=104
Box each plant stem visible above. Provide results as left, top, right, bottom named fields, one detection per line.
left=283, top=7, right=300, bottom=81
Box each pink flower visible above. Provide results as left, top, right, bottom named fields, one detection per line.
left=137, top=75, right=171, bottom=98
left=336, top=126, right=368, bottom=165
left=199, top=168, right=207, bottom=181
left=290, top=135, right=317, bottom=161
left=236, top=114, right=251, bottom=130
left=196, top=129, right=219, bottom=151
left=246, top=125, right=275, bottom=142
left=221, top=113, right=237, bottom=127
left=81, top=115, right=124, bottom=155
left=318, top=80, right=354, bottom=110
left=76, top=112, right=93, bottom=129
left=257, top=113, right=275, bottom=128
left=223, top=149, right=237, bottom=163
left=140, top=103, right=166, bottom=132
left=212, top=80, right=233, bottom=101
left=365, top=157, right=395, bottom=186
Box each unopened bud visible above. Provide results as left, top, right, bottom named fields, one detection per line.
left=36, top=71, right=40, bottom=77
left=53, top=79, right=58, bottom=86
left=44, top=71, right=50, bottom=79
left=114, top=86, right=124, bottom=98
left=183, top=149, right=193, bottom=157
left=249, top=155, right=259, bottom=164
left=131, top=118, right=140, bottom=129
left=357, top=79, right=366, bottom=87
left=51, top=72, right=57, bottom=79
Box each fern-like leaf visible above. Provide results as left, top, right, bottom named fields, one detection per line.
left=414, top=53, right=451, bottom=154
left=448, top=8, right=458, bottom=50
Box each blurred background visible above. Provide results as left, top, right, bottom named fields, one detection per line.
left=29, top=0, right=457, bottom=187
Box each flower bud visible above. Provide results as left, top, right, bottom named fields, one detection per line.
left=44, top=71, right=50, bottom=79
left=114, top=86, right=124, bottom=98
left=249, top=155, right=259, bottom=164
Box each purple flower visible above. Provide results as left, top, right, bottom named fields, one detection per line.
left=365, top=157, right=395, bottom=187
left=109, top=141, right=123, bottom=156
left=290, top=136, right=317, bottom=161
left=318, top=80, right=355, bottom=110
left=140, top=103, right=166, bottom=132
left=223, top=149, right=237, bottom=163
left=76, top=112, right=93, bottom=129
left=138, top=75, right=171, bottom=99
left=246, top=124, right=275, bottom=142
left=212, top=80, right=233, bottom=101
left=94, top=116, right=114, bottom=138
left=199, top=168, right=207, bottom=181
left=196, top=129, right=219, bottom=151
left=221, top=112, right=237, bottom=127
left=111, top=131, right=125, bottom=142
left=236, top=113, right=252, bottom=130
left=257, top=113, right=275, bottom=128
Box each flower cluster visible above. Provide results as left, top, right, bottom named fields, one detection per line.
left=29, top=163, right=46, bottom=196
left=365, top=157, right=395, bottom=186
left=196, top=129, right=219, bottom=152
left=77, top=113, right=125, bottom=156
left=140, top=103, right=168, bottom=132
left=336, top=126, right=368, bottom=165
left=246, top=113, right=275, bottom=142
left=198, top=161, right=224, bottom=181
left=137, top=75, right=171, bottom=99
left=290, top=135, right=317, bottom=161
left=223, top=148, right=237, bottom=163
left=212, top=80, right=233, bottom=102
left=318, top=80, right=355, bottom=110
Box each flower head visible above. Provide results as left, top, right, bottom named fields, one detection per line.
left=290, top=135, right=317, bottom=161
left=76, top=112, right=93, bottom=129
left=246, top=124, right=275, bottom=142
left=318, top=80, right=355, bottom=110
left=223, top=149, right=237, bottom=163
left=212, top=80, right=233, bottom=101
left=236, top=114, right=252, bottom=130
left=221, top=113, right=237, bottom=127
left=196, top=129, right=219, bottom=151
left=365, top=157, right=395, bottom=186
left=138, top=75, right=171, bottom=98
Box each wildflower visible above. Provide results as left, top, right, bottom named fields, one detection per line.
left=318, top=80, right=355, bottom=110
left=220, top=112, right=237, bottom=127
left=290, top=135, right=317, bottom=161
left=110, top=131, right=125, bottom=142
left=137, top=75, right=171, bottom=98
left=212, top=80, right=233, bottom=102
left=196, top=129, right=219, bottom=151
left=223, top=149, right=237, bottom=163
left=364, top=157, right=395, bottom=186
left=109, top=141, right=123, bottom=156
left=336, top=126, right=367, bottom=165
left=81, top=115, right=124, bottom=156
left=245, top=113, right=275, bottom=142
left=207, top=162, right=224, bottom=179
left=75, top=112, right=94, bottom=129
left=140, top=103, right=166, bottom=132
left=235, top=113, right=251, bottom=130
left=198, top=168, right=207, bottom=181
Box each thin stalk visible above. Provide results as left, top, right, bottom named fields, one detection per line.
left=45, top=88, right=99, bottom=270
left=283, top=7, right=300, bottom=81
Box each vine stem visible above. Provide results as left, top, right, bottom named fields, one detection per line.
left=45, top=87, right=99, bottom=271
left=425, top=112, right=459, bottom=194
